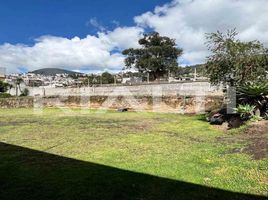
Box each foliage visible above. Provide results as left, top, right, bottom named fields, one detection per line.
left=85, top=74, right=100, bottom=85
left=174, top=64, right=206, bottom=78
left=85, top=72, right=114, bottom=85
left=237, top=82, right=268, bottom=116
left=0, top=81, right=10, bottom=93
left=250, top=115, right=263, bottom=122
left=205, top=29, right=268, bottom=85
left=15, top=77, right=23, bottom=86
left=101, top=72, right=114, bottom=84
left=122, top=32, right=183, bottom=80
left=0, top=93, right=12, bottom=98
left=237, top=82, right=268, bottom=97
left=20, top=88, right=29, bottom=97
left=234, top=104, right=255, bottom=119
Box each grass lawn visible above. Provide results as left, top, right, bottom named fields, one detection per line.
left=0, top=108, right=267, bottom=200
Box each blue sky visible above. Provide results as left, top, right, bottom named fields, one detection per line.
left=0, top=0, right=267, bottom=73
left=0, top=0, right=167, bottom=45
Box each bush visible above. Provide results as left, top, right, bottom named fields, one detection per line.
left=233, top=104, right=255, bottom=120
left=237, top=82, right=268, bottom=117
left=0, top=93, right=12, bottom=98
left=238, top=82, right=268, bottom=97
left=250, top=115, right=263, bottom=122
left=0, top=81, right=10, bottom=93
left=20, top=88, right=29, bottom=97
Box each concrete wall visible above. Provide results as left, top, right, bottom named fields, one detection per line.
left=10, top=82, right=223, bottom=97
left=4, top=82, right=224, bottom=113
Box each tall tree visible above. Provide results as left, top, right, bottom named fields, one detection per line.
left=101, top=72, right=114, bottom=84
left=206, top=29, right=268, bottom=85
left=122, top=32, right=183, bottom=80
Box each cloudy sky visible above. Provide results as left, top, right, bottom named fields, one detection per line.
left=1, top=0, right=268, bottom=73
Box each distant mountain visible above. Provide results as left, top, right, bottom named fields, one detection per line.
left=31, top=68, right=82, bottom=76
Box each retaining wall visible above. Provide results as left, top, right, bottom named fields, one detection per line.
left=0, top=95, right=224, bottom=114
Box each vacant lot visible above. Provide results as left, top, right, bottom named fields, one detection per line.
left=0, top=108, right=267, bottom=200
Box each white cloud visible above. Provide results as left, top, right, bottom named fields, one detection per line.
left=1, top=0, right=268, bottom=73
left=86, top=17, right=106, bottom=31
left=0, top=27, right=143, bottom=73
left=134, top=0, right=268, bottom=64
left=98, top=26, right=144, bottom=50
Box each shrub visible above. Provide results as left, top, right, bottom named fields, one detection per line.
left=0, top=93, right=12, bottom=98
left=0, top=81, right=10, bottom=93
left=237, top=82, right=268, bottom=97
left=250, top=115, right=263, bottom=122
left=20, top=88, right=29, bottom=97
left=234, top=104, right=255, bottom=120
left=237, top=82, right=268, bottom=117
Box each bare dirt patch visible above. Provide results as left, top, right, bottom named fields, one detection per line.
left=218, top=120, right=268, bottom=160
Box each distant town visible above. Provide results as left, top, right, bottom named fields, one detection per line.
left=0, top=65, right=208, bottom=89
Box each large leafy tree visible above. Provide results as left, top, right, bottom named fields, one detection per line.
left=206, top=29, right=268, bottom=85
left=122, top=32, right=183, bottom=80
left=101, top=72, right=114, bottom=84
left=84, top=72, right=114, bottom=85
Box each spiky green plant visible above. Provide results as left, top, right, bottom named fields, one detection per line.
left=237, top=82, right=268, bottom=117
left=237, top=82, right=268, bottom=97
left=234, top=104, right=255, bottom=119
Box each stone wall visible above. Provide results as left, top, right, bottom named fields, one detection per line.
left=0, top=97, right=34, bottom=108
left=0, top=95, right=224, bottom=114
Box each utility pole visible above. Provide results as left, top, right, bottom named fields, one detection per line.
left=168, top=70, right=170, bottom=82
left=194, top=67, right=197, bottom=81
left=15, top=85, right=18, bottom=97
left=147, top=72, right=150, bottom=84
left=43, top=87, right=46, bottom=97
left=114, top=75, right=116, bottom=85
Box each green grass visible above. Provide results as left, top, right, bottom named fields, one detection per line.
left=0, top=108, right=267, bottom=200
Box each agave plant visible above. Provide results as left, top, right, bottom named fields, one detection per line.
left=234, top=104, right=255, bottom=120
left=237, top=82, right=268, bottom=117
left=237, top=82, right=268, bottom=97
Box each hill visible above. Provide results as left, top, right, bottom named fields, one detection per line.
left=31, top=68, right=82, bottom=76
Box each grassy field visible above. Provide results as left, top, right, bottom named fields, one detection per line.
left=0, top=108, right=267, bottom=200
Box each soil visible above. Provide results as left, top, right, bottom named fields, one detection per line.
left=217, top=120, right=268, bottom=160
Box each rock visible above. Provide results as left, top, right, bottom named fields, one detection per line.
left=210, top=113, right=225, bottom=125
left=228, top=116, right=243, bottom=128
left=117, top=108, right=128, bottom=112
left=254, top=108, right=261, bottom=117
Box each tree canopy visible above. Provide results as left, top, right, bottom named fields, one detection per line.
left=101, top=72, right=114, bottom=84
left=122, top=32, right=183, bottom=80
left=85, top=72, right=114, bottom=85
left=205, top=29, right=268, bottom=85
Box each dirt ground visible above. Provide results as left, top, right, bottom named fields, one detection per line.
left=217, top=120, right=268, bottom=160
